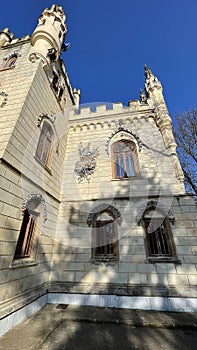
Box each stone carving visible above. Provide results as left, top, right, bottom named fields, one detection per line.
left=140, top=88, right=147, bottom=104
left=47, top=48, right=57, bottom=62
left=22, top=193, right=47, bottom=222
left=29, top=52, right=49, bottom=68
left=37, top=113, right=56, bottom=127
left=74, top=142, right=98, bottom=183
left=136, top=200, right=175, bottom=223
left=87, top=204, right=122, bottom=226
left=3, top=50, right=21, bottom=62
left=51, top=68, right=65, bottom=101
left=105, top=121, right=142, bottom=155
left=0, top=91, right=8, bottom=107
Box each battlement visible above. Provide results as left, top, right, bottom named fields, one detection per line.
left=2, top=35, right=31, bottom=47
left=69, top=99, right=151, bottom=119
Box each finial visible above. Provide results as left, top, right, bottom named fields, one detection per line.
left=140, top=88, right=147, bottom=103
left=144, top=64, right=153, bottom=79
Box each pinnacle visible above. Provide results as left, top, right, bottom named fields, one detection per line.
left=144, top=64, right=153, bottom=78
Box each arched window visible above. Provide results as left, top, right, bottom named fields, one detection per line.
left=36, top=122, right=53, bottom=167
left=1, top=54, right=18, bottom=70
left=14, top=196, right=43, bottom=260
left=143, top=209, right=178, bottom=262
left=112, top=140, right=139, bottom=178
left=92, top=211, right=118, bottom=260
left=14, top=208, right=39, bottom=259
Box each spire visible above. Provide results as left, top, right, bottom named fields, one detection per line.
left=144, top=64, right=154, bottom=79
left=143, top=64, right=183, bottom=181
left=144, top=64, right=162, bottom=94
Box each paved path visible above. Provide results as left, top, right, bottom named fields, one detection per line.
left=0, top=304, right=197, bottom=350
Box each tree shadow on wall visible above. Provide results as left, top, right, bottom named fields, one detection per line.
left=38, top=155, right=197, bottom=350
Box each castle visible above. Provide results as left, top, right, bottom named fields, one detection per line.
left=0, top=5, right=196, bottom=336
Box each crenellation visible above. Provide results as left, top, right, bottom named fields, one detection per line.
left=0, top=5, right=196, bottom=329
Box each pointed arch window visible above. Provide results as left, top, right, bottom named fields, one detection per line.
left=92, top=211, right=119, bottom=261
left=14, top=208, right=39, bottom=259
left=35, top=122, right=53, bottom=168
left=143, top=209, right=179, bottom=263
left=112, top=140, right=139, bottom=179
left=1, top=54, right=18, bottom=70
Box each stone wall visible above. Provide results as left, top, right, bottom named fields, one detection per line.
left=0, top=38, right=73, bottom=317
left=49, top=107, right=197, bottom=298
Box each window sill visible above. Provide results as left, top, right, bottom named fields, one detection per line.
left=90, top=257, right=119, bottom=265
left=34, top=156, right=52, bottom=175
left=111, top=176, right=142, bottom=181
left=145, top=257, right=181, bottom=264
left=10, top=257, right=38, bottom=269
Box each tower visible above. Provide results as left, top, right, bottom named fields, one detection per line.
left=31, top=5, right=67, bottom=62
left=0, top=5, right=197, bottom=337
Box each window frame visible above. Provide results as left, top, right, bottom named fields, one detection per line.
left=112, top=140, right=139, bottom=179
left=92, top=212, right=119, bottom=262
left=0, top=54, right=18, bottom=71
left=35, top=121, right=53, bottom=170
left=143, top=211, right=180, bottom=263
left=14, top=208, right=40, bottom=260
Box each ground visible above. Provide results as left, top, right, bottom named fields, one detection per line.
left=0, top=304, right=197, bottom=350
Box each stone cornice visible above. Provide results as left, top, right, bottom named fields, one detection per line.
left=68, top=111, right=155, bottom=131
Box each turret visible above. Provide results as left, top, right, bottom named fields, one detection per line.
left=144, top=65, right=184, bottom=182
left=31, top=4, right=67, bottom=62
left=73, top=88, right=81, bottom=111
left=0, top=28, right=14, bottom=48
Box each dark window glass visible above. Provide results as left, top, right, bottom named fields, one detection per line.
left=14, top=209, right=39, bottom=259
left=94, top=219, right=118, bottom=258
left=144, top=218, right=172, bottom=257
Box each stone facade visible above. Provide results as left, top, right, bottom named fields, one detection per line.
left=0, top=4, right=196, bottom=326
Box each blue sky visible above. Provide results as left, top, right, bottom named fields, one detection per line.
left=0, top=0, right=197, bottom=122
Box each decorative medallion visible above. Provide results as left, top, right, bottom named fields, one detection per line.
left=74, top=142, right=98, bottom=183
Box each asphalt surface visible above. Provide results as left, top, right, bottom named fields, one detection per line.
left=0, top=304, right=197, bottom=350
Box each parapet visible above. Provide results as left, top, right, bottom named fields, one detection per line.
left=0, top=28, right=14, bottom=48
left=69, top=100, right=151, bottom=119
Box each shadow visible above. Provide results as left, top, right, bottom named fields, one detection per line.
left=1, top=114, right=196, bottom=350
left=30, top=152, right=196, bottom=349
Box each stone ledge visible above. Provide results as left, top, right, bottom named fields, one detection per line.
left=49, top=281, right=197, bottom=298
